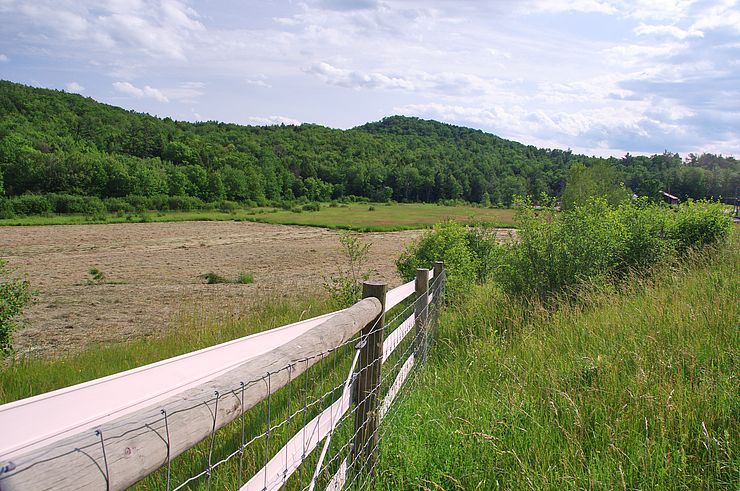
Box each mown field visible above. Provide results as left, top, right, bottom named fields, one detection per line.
left=0, top=203, right=516, bottom=231
left=376, top=232, right=739, bottom=490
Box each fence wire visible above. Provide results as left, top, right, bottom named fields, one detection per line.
left=0, top=271, right=445, bottom=491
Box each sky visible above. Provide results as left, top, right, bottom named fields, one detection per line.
left=0, top=0, right=739, bottom=157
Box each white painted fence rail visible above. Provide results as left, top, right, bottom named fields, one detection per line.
left=0, top=263, right=445, bottom=491
left=0, top=310, right=343, bottom=460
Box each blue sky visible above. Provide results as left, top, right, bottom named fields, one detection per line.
left=0, top=0, right=738, bottom=157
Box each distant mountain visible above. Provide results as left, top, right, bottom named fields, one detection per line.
left=0, top=80, right=736, bottom=207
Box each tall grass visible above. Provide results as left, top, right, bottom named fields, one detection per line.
left=376, top=234, right=739, bottom=489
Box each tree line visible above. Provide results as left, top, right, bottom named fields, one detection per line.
left=0, top=80, right=737, bottom=215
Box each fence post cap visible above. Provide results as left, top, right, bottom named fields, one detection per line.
left=362, top=279, right=388, bottom=287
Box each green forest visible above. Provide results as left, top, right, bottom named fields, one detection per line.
left=0, top=80, right=737, bottom=216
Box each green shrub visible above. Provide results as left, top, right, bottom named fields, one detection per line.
left=0, top=197, right=14, bottom=219
left=46, top=194, right=107, bottom=217
left=167, top=195, right=205, bottom=211
left=0, top=260, right=32, bottom=355
left=489, top=197, right=732, bottom=300
left=87, top=267, right=105, bottom=285
left=125, top=195, right=150, bottom=213
left=368, top=205, right=376, bottom=211
left=202, top=272, right=228, bottom=284
left=669, top=199, right=732, bottom=253
left=302, top=202, right=320, bottom=212
left=397, top=221, right=482, bottom=299
left=464, top=221, right=501, bottom=282
left=613, top=198, right=674, bottom=271
left=11, top=194, right=52, bottom=216
left=236, top=272, right=254, bottom=284
left=217, top=200, right=239, bottom=213
left=105, top=197, right=135, bottom=213
left=147, top=194, right=169, bottom=211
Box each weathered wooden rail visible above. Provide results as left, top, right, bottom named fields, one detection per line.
left=0, top=263, right=445, bottom=490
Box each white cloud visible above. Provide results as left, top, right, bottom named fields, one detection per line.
left=4, top=0, right=203, bottom=62
left=160, top=81, right=204, bottom=102
left=520, top=0, right=617, bottom=15
left=634, top=23, right=703, bottom=39
left=307, top=62, right=498, bottom=95
left=245, top=115, right=301, bottom=126
left=604, top=41, right=688, bottom=68
left=307, top=62, right=416, bottom=90
left=113, top=81, right=169, bottom=102
left=486, top=47, right=511, bottom=59
left=691, top=0, right=740, bottom=33
left=0, top=54, right=8, bottom=62
left=2, top=0, right=738, bottom=156
left=65, top=81, right=85, bottom=93
left=621, top=0, right=697, bottom=21
left=245, top=75, right=272, bottom=88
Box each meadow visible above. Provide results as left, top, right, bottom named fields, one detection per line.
left=376, top=235, right=738, bottom=489
left=0, top=202, right=516, bottom=231
left=1, top=199, right=735, bottom=490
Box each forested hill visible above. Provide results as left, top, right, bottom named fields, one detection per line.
left=0, top=80, right=737, bottom=208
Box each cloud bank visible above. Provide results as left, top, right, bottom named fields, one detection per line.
left=0, top=0, right=738, bottom=156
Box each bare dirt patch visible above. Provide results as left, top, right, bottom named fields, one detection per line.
left=1, top=221, right=426, bottom=358
left=1, top=221, right=515, bottom=358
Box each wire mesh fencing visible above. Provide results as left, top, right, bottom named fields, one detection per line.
left=157, top=268, right=445, bottom=491
left=0, top=267, right=445, bottom=491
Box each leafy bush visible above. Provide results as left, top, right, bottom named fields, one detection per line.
left=167, top=195, right=205, bottom=211
left=201, top=271, right=255, bottom=284
left=397, top=221, right=484, bottom=299
left=146, top=194, right=169, bottom=211
left=125, top=195, right=150, bottom=213
left=217, top=200, right=239, bottom=213
left=105, top=197, right=135, bottom=213
left=302, top=202, right=320, bottom=212
left=11, top=194, right=52, bottom=216
left=45, top=194, right=107, bottom=217
left=202, top=272, right=229, bottom=284
left=489, top=197, right=731, bottom=300
left=0, top=260, right=32, bottom=355
left=0, top=197, right=14, bottom=219
left=87, top=267, right=106, bottom=285
left=613, top=197, right=674, bottom=271
left=668, top=199, right=732, bottom=253
left=236, top=272, right=254, bottom=284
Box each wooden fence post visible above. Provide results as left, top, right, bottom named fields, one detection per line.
left=432, top=261, right=445, bottom=328
left=433, top=261, right=444, bottom=281
left=353, top=280, right=387, bottom=476
left=415, top=268, right=430, bottom=359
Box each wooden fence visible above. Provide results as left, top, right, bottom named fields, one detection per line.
left=0, top=263, right=445, bottom=490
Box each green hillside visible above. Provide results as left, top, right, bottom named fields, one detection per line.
left=0, top=80, right=737, bottom=215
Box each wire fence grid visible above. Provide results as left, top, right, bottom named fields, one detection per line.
left=0, top=269, right=445, bottom=491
